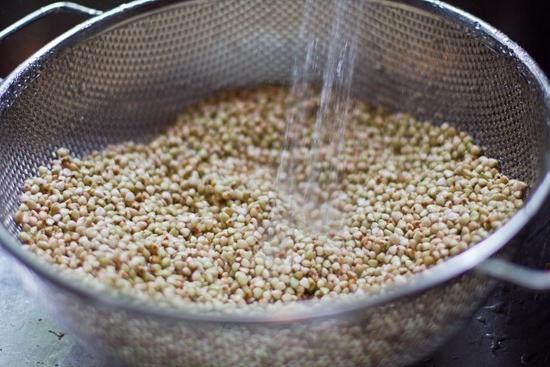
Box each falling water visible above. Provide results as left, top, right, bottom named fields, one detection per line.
left=276, top=0, right=363, bottom=236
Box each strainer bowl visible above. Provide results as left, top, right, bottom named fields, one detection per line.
left=0, top=1, right=549, bottom=366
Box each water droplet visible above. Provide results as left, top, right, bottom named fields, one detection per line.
left=475, top=316, right=486, bottom=324
left=68, top=82, right=79, bottom=96
left=484, top=302, right=505, bottom=314
left=79, top=82, right=88, bottom=94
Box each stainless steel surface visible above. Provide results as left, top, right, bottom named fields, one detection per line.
left=478, top=258, right=550, bottom=290
left=0, top=0, right=549, bottom=366
left=0, top=2, right=103, bottom=43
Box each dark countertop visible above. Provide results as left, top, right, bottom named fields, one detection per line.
left=415, top=220, right=550, bottom=367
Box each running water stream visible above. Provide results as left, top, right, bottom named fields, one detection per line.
left=276, top=0, right=363, bottom=236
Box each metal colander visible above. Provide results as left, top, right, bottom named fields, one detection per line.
left=0, top=1, right=549, bottom=366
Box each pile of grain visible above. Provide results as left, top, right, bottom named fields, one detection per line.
left=14, top=86, right=526, bottom=307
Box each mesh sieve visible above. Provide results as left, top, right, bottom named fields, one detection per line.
left=0, top=0, right=549, bottom=366
left=0, top=0, right=547, bottom=230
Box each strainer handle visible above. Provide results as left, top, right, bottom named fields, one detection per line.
left=477, top=258, right=550, bottom=290
left=0, top=2, right=103, bottom=41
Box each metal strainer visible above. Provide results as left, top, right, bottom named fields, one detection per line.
left=1, top=1, right=550, bottom=366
